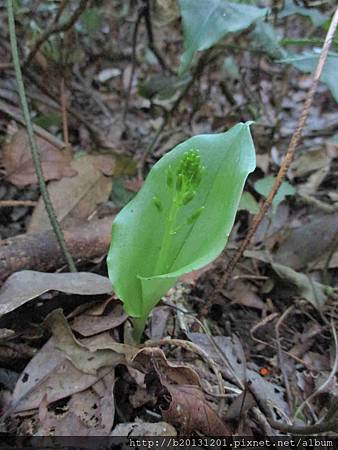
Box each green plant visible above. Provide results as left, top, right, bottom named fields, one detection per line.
left=107, top=122, right=256, bottom=341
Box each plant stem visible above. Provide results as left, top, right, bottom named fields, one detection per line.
left=7, top=0, right=77, bottom=273
left=132, top=315, right=148, bottom=343
left=154, top=195, right=179, bottom=275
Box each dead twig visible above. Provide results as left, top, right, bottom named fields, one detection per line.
left=23, top=0, right=90, bottom=69
left=293, top=320, right=338, bottom=421
left=0, top=216, right=113, bottom=283
left=0, top=99, right=66, bottom=150
left=275, top=306, right=294, bottom=412
left=123, top=4, right=145, bottom=125
left=60, top=77, right=70, bottom=148
left=218, top=7, right=338, bottom=288
left=0, top=200, right=37, bottom=208
left=7, top=0, right=76, bottom=272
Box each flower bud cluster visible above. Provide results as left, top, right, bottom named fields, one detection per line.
left=167, top=149, right=204, bottom=207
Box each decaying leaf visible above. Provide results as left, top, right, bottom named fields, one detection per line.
left=0, top=271, right=112, bottom=317
left=274, top=213, right=338, bottom=270
left=188, top=333, right=290, bottom=420
left=132, top=347, right=201, bottom=386
left=11, top=338, right=110, bottom=412
left=272, top=263, right=332, bottom=309
left=28, top=154, right=114, bottom=232
left=111, top=421, right=177, bottom=436
left=45, top=309, right=127, bottom=375
left=3, top=129, right=76, bottom=187
left=162, top=384, right=231, bottom=435
left=36, top=371, right=115, bottom=435
left=71, top=302, right=128, bottom=337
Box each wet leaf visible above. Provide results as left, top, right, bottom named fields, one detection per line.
left=29, top=154, right=114, bottom=232
left=3, top=129, right=76, bottom=187
left=0, top=271, right=112, bottom=317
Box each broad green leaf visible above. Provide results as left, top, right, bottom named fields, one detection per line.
left=251, top=19, right=287, bottom=59
left=239, top=191, right=259, bottom=215
left=279, top=0, right=327, bottom=27
left=138, top=74, right=192, bottom=100
left=254, top=176, right=295, bottom=213
left=280, top=51, right=338, bottom=104
left=178, top=0, right=267, bottom=73
left=107, top=123, right=256, bottom=325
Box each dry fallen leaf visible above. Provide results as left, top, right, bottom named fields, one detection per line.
left=3, top=129, right=76, bottom=186
left=162, top=384, right=231, bottom=436
left=188, top=333, right=290, bottom=421
left=45, top=309, right=126, bottom=375
left=36, top=370, right=115, bottom=436
left=0, top=271, right=112, bottom=317
left=71, top=302, right=128, bottom=337
left=111, top=421, right=177, bottom=436
left=132, top=347, right=201, bottom=386
left=28, top=154, right=114, bottom=232
left=11, top=338, right=110, bottom=412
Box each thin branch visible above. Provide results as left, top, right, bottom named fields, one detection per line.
left=23, top=0, right=89, bottom=69
left=7, top=0, right=77, bottom=272
left=219, top=7, right=338, bottom=288
left=143, top=0, right=172, bottom=73
left=0, top=200, right=37, bottom=208
left=123, top=4, right=145, bottom=124
left=0, top=99, right=66, bottom=149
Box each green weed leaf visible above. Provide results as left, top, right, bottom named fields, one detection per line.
left=107, top=123, right=256, bottom=333
left=280, top=51, right=338, bottom=103
left=178, top=0, right=267, bottom=73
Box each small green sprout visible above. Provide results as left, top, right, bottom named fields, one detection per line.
left=107, top=123, right=256, bottom=342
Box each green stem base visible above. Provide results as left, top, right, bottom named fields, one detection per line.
left=132, top=315, right=148, bottom=343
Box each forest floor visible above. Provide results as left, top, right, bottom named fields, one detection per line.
left=0, top=0, right=337, bottom=439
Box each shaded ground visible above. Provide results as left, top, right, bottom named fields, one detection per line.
left=0, top=0, right=337, bottom=438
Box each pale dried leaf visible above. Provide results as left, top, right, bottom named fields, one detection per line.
left=0, top=271, right=112, bottom=317
left=162, top=384, right=231, bottom=436
left=3, top=129, right=76, bottom=187
left=45, top=309, right=125, bottom=375
left=28, top=154, right=114, bottom=232
left=71, top=303, right=127, bottom=337
left=111, top=421, right=177, bottom=436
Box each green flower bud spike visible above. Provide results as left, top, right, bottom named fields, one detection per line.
left=152, top=196, right=163, bottom=212
left=154, top=149, right=205, bottom=275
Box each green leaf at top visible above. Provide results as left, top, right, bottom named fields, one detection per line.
left=178, top=0, right=267, bottom=74
left=254, top=176, right=295, bottom=213
left=280, top=51, right=338, bottom=104
left=107, top=123, right=256, bottom=323
left=279, top=0, right=327, bottom=27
